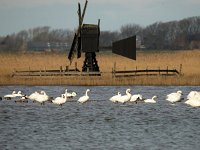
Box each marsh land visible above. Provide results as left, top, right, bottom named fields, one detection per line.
left=0, top=50, right=199, bottom=86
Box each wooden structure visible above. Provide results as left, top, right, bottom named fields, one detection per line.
left=112, top=63, right=182, bottom=78
left=68, top=0, right=100, bottom=72
left=68, top=0, right=136, bottom=74
left=12, top=63, right=101, bottom=77
left=12, top=63, right=182, bottom=78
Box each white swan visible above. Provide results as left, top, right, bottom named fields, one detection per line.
left=185, top=91, right=200, bottom=107
left=187, top=91, right=200, bottom=100
left=52, top=93, right=67, bottom=106
left=13, top=91, right=23, bottom=97
left=34, top=91, right=49, bottom=104
left=28, top=91, right=40, bottom=102
left=78, top=89, right=90, bottom=103
left=71, top=92, right=77, bottom=97
left=130, top=94, right=143, bottom=102
left=67, top=91, right=77, bottom=98
left=4, top=91, right=17, bottom=99
left=64, top=89, right=77, bottom=98
left=116, top=89, right=131, bottom=103
left=109, top=92, right=121, bottom=102
left=185, top=99, right=200, bottom=107
left=144, top=96, right=157, bottom=103
left=166, top=90, right=182, bottom=103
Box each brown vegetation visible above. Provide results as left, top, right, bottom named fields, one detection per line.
left=0, top=50, right=200, bottom=86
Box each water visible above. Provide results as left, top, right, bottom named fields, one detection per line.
left=0, top=86, right=200, bottom=150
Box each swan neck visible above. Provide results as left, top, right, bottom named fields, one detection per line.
left=86, top=90, right=89, bottom=96
left=64, top=93, right=67, bottom=100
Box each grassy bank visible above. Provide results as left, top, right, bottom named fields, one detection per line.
left=0, top=50, right=200, bottom=86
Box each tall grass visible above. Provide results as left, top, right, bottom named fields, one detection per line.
left=0, top=50, right=199, bottom=85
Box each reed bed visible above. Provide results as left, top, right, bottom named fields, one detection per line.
left=0, top=50, right=200, bottom=85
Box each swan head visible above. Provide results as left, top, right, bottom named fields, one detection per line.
left=138, top=95, right=143, bottom=100
left=18, top=91, right=22, bottom=94
left=33, top=91, right=38, bottom=94
left=152, top=96, right=157, bottom=100
left=40, top=91, right=46, bottom=95
left=86, top=89, right=90, bottom=92
left=177, top=90, right=182, bottom=95
left=126, top=89, right=131, bottom=93
left=12, top=91, right=16, bottom=94
left=65, top=89, right=68, bottom=93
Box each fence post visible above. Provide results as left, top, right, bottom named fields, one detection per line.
left=113, top=62, right=116, bottom=78
left=146, top=66, right=148, bottom=76
left=40, top=69, right=41, bottom=77
left=44, top=66, right=46, bottom=76
left=66, top=66, right=69, bottom=72
left=12, top=68, right=16, bottom=77
left=135, top=66, right=137, bottom=76
left=75, top=62, right=77, bottom=71
left=167, top=66, right=168, bottom=75
left=179, top=64, right=182, bottom=76
left=60, top=66, right=62, bottom=72
left=29, top=66, right=30, bottom=76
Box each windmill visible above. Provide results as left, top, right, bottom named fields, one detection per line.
left=68, top=0, right=136, bottom=73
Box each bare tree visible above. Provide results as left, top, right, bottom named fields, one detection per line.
left=120, top=23, right=143, bottom=39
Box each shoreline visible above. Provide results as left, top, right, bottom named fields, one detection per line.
left=1, top=76, right=200, bottom=86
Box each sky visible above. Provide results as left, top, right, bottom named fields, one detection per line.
left=0, top=0, right=200, bottom=36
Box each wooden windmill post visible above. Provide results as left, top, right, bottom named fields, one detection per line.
left=68, top=0, right=100, bottom=73
left=68, top=0, right=136, bottom=75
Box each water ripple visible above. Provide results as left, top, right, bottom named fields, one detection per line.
left=0, top=86, right=200, bottom=150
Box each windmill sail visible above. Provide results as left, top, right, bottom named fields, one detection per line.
left=68, top=0, right=88, bottom=63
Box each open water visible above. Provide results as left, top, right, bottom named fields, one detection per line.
left=0, top=86, right=200, bottom=150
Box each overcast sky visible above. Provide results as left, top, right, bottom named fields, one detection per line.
left=0, top=0, right=200, bottom=36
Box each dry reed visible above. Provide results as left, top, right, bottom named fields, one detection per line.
left=0, top=50, right=200, bottom=85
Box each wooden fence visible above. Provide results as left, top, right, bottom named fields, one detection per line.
left=12, top=63, right=101, bottom=77
left=12, top=62, right=182, bottom=78
left=112, top=63, right=182, bottom=78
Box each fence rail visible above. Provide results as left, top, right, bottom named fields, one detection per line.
left=11, top=63, right=101, bottom=77
left=13, top=71, right=101, bottom=77
left=112, top=63, right=182, bottom=78
left=12, top=63, right=182, bottom=78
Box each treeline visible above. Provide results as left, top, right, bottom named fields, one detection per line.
left=103, top=16, right=200, bottom=50
left=0, top=16, right=200, bottom=52
left=0, top=27, right=74, bottom=52
left=143, top=16, right=200, bottom=49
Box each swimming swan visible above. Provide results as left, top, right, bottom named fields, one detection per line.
left=116, top=89, right=131, bottom=103
left=185, top=91, right=200, bottom=107
left=64, top=89, right=77, bottom=98
left=144, top=96, right=157, bottom=103
left=4, top=91, right=17, bottom=100
left=187, top=91, right=200, bottom=100
left=13, top=91, right=23, bottom=97
left=130, top=94, right=143, bottom=102
left=109, top=92, right=121, bottom=102
left=166, top=90, right=182, bottom=103
left=52, top=93, right=67, bottom=106
left=28, top=91, right=40, bottom=102
left=34, top=91, right=49, bottom=104
left=78, top=89, right=90, bottom=103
